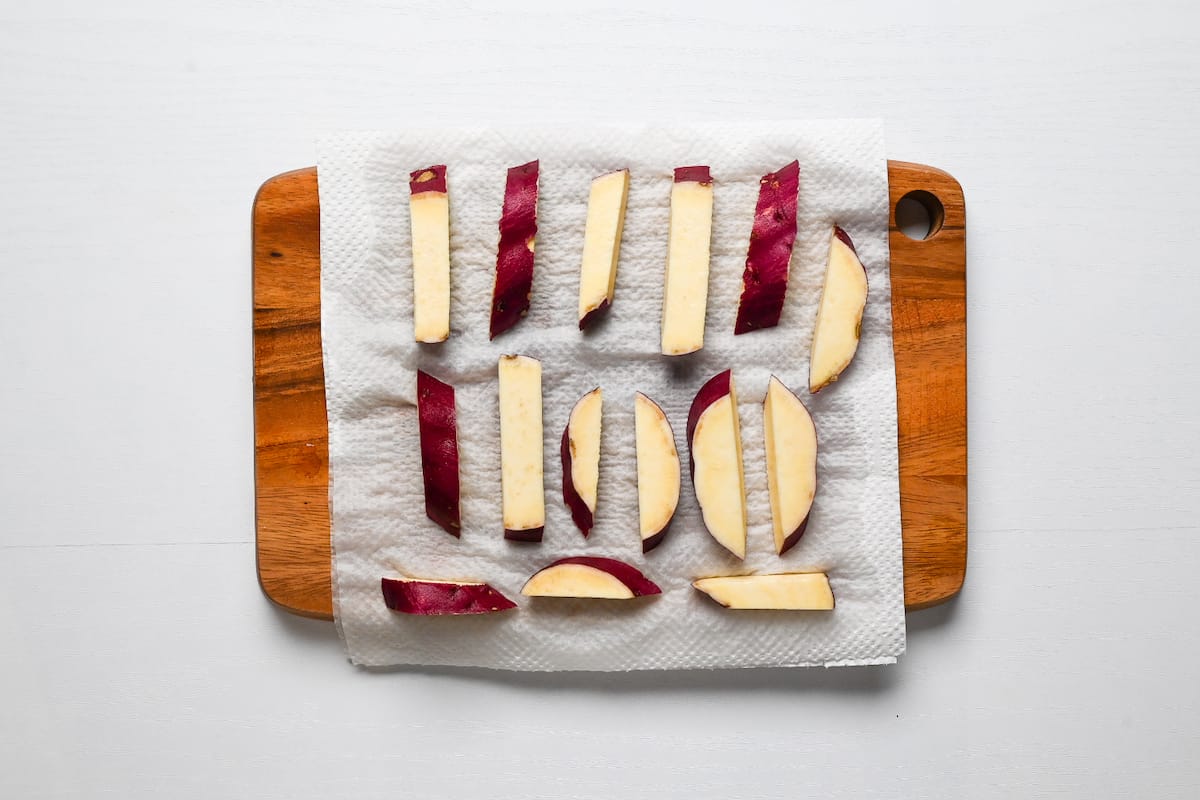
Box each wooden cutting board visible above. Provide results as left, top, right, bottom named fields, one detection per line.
left=253, top=162, right=967, bottom=619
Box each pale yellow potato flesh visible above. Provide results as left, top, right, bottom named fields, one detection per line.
left=810, top=231, right=868, bottom=392
left=566, top=389, right=603, bottom=513
left=691, top=391, right=747, bottom=559
left=634, top=392, right=680, bottom=541
left=522, top=563, right=635, bottom=598
left=764, top=376, right=817, bottom=553
left=693, top=573, right=834, bottom=610
left=409, top=191, right=451, bottom=343
left=498, top=355, right=544, bottom=532
left=577, top=170, right=630, bottom=323
left=661, top=180, right=714, bottom=355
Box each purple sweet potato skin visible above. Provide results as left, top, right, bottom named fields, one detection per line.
left=561, top=423, right=594, bottom=537
left=382, top=577, right=517, bottom=615
left=417, top=370, right=461, bottom=536
left=734, top=160, right=800, bottom=335
left=673, top=165, right=712, bottom=184
left=408, top=164, right=448, bottom=195
left=504, top=526, right=544, bottom=543
left=490, top=161, right=540, bottom=339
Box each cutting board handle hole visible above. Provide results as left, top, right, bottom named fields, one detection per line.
left=895, top=190, right=945, bottom=241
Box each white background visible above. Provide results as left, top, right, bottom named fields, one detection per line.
left=1, top=1, right=1198, bottom=797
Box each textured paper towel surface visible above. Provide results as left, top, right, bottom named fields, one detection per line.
left=318, top=122, right=904, bottom=670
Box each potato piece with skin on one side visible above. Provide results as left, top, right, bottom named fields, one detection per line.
left=489, top=161, right=540, bottom=340
left=661, top=166, right=715, bottom=356
left=810, top=226, right=869, bottom=393
left=764, top=375, right=817, bottom=555
left=521, top=557, right=661, bottom=599
left=382, top=577, right=516, bottom=615
left=734, top=160, right=801, bottom=335
left=687, top=369, right=748, bottom=559
left=634, top=392, right=680, bottom=553
left=692, top=573, right=834, bottom=610
left=577, top=169, right=631, bottom=330
left=561, top=387, right=603, bottom=538
left=408, top=165, right=451, bottom=343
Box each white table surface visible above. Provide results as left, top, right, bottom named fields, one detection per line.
left=2, top=1, right=1198, bottom=797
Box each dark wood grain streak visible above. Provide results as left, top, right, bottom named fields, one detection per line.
left=252, top=162, right=967, bottom=620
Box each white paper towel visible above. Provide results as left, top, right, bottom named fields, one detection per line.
left=317, top=121, right=905, bottom=670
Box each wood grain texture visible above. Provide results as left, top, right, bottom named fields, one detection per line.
left=253, top=169, right=332, bottom=619
left=253, top=163, right=967, bottom=620
left=887, top=162, right=968, bottom=610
